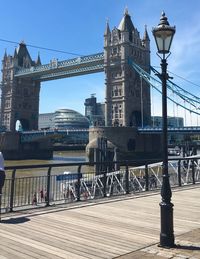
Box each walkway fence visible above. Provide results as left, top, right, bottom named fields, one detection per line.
left=1, top=156, right=200, bottom=213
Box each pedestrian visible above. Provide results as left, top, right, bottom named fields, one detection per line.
left=40, top=189, right=44, bottom=201
left=32, top=192, right=37, bottom=205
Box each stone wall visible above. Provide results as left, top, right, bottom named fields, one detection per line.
left=0, top=132, right=53, bottom=160
left=86, top=126, right=162, bottom=162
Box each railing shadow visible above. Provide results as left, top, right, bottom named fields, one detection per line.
left=0, top=217, right=30, bottom=224
left=176, top=244, right=200, bottom=251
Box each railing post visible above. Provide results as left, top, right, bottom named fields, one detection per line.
left=178, top=160, right=182, bottom=187
left=125, top=165, right=129, bottom=194
left=192, top=159, right=195, bottom=185
left=76, top=165, right=81, bottom=202
left=0, top=193, right=1, bottom=221
left=9, top=169, right=16, bottom=212
left=46, top=166, right=52, bottom=207
left=103, top=171, right=107, bottom=198
left=145, top=164, right=149, bottom=191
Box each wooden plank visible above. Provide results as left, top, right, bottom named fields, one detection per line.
left=0, top=186, right=199, bottom=259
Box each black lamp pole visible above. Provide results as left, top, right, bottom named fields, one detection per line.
left=152, top=12, right=176, bottom=247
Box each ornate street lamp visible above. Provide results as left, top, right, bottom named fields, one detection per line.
left=152, top=12, right=176, bottom=247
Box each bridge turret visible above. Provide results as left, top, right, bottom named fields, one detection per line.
left=1, top=42, right=41, bottom=132
left=3, top=49, right=7, bottom=60
left=142, top=25, right=150, bottom=49
left=104, top=9, right=151, bottom=127
left=118, top=8, right=135, bottom=42
left=142, top=25, right=151, bottom=74
left=36, top=52, right=41, bottom=66
left=15, top=41, right=33, bottom=68
left=104, top=20, right=111, bottom=47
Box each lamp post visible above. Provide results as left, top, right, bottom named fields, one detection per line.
left=152, top=12, right=176, bottom=247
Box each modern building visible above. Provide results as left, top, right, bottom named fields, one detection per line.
left=38, top=113, right=54, bottom=130
left=54, top=109, right=89, bottom=129
left=84, top=94, right=105, bottom=126
left=38, top=109, right=89, bottom=146
left=39, top=109, right=89, bottom=130
left=151, top=116, right=184, bottom=127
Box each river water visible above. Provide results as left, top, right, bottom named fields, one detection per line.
left=5, top=150, right=86, bottom=166
left=4, top=150, right=87, bottom=177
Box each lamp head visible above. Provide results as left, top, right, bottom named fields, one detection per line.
left=152, top=12, right=176, bottom=56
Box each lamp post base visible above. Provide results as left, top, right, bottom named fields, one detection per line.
left=159, top=201, right=175, bottom=248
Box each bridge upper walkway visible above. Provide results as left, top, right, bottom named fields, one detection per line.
left=1, top=185, right=200, bottom=258
left=14, top=52, right=104, bottom=81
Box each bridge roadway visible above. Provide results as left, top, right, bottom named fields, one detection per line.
left=0, top=185, right=200, bottom=258
left=138, top=126, right=200, bottom=134
left=20, top=126, right=200, bottom=142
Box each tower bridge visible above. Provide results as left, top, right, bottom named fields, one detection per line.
left=0, top=9, right=199, bottom=160
left=1, top=9, right=151, bottom=133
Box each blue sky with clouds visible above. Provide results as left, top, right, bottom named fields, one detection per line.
left=1, top=0, right=200, bottom=124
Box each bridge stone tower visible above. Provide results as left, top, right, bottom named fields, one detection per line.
left=104, top=9, right=151, bottom=127
left=87, top=10, right=162, bottom=163
left=1, top=42, right=41, bottom=131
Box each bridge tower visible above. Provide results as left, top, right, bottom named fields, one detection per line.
left=1, top=42, right=41, bottom=131
left=104, top=9, right=151, bottom=127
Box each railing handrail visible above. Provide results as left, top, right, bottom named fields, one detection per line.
left=4, top=156, right=200, bottom=171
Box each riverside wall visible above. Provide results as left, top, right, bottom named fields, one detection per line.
left=0, top=132, right=53, bottom=160
left=86, top=126, right=163, bottom=162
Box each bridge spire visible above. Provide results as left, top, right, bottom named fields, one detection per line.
left=142, top=24, right=150, bottom=50
left=3, top=49, right=7, bottom=60
left=36, top=52, right=41, bottom=66
left=143, top=25, right=150, bottom=41
left=13, top=47, right=17, bottom=59
left=104, top=19, right=111, bottom=36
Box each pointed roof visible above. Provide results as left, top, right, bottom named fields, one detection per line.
left=118, top=8, right=135, bottom=32
left=3, top=49, right=7, bottom=59
left=104, top=19, right=111, bottom=36
left=36, top=52, right=41, bottom=65
left=17, top=41, right=32, bottom=66
left=13, top=48, right=18, bottom=59
left=143, top=25, right=150, bottom=41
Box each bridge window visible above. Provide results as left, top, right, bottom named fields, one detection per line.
left=119, top=109, right=122, bottom=118
left=5, top=99, right=11, bottom=108
left=23, top=88, right=29, bottom=97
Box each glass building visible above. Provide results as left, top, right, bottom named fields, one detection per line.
left=39, top=109, right=89, bottom=129
left=54, top=109, right=89, bottom=129
left=39, top=109, right=89, bottom=145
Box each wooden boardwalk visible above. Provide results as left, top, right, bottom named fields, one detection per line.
left=0, top=186, right=200, bottom=259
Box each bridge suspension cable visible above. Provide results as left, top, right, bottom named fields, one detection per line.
left=151, top=66, right=200, bottom=108
left=128, top=58, right=200, bottom=117
left=0, top=38, right=82, bottom=56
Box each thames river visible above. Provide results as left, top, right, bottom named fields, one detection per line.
left=4, top=150, right=87, bottom=177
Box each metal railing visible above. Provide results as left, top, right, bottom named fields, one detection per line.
left=1, top=156, right=200, bottom=214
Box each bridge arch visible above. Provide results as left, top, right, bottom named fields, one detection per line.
left=15, top=119, right=30, bottom=131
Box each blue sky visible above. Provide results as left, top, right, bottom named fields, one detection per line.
left=1, top=0, right=200, bottom=125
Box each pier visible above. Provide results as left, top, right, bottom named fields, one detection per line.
left=0, top=185, right=200, bottom=258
